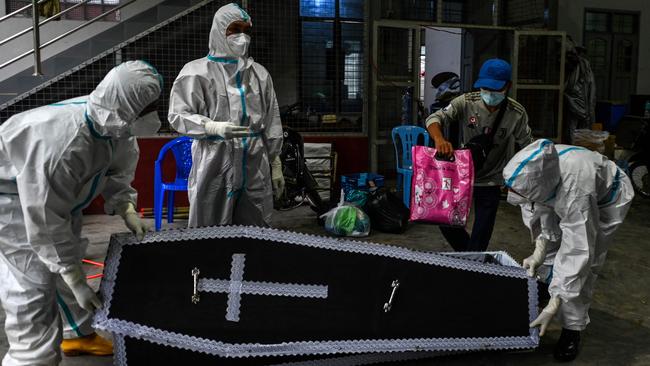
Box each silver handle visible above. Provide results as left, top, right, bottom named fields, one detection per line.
left=191, top=267, right=200, bottom=304
left=383, top=280, right=400, bottom=313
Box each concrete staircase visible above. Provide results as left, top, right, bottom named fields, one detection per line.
left=0, top=0, right=206, bottom=107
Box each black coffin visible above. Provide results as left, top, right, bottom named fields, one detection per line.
left=93, top=226, right=539, bottom=361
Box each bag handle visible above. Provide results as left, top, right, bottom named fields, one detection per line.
left=434, top=151, right=456, bottom=162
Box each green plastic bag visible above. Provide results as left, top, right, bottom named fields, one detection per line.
left=321, top=205, right=371, bottom=237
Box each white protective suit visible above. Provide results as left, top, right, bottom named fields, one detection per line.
left=0, top=60, right=162, bottom=366
left=503, top=139, right=634, bottom=331
left=168, top=3, right=283, bottom=227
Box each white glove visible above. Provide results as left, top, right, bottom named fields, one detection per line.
left=530, top=296, right=561, bottom=336
left=205, top=121, right=250, bottom=139
left=61, top=265, right=102, bottom=312
left=117, top=202, right=148, bottom=241
left=522, top=236, right=549, bottom=277
left=271, top=156, right=285, bottom=201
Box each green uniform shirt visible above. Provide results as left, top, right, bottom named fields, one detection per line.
left=425, top=92, right=533, bottom=186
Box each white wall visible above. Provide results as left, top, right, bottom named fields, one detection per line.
left=557, top=0, right=650, bottom=95
left=0, top=0, right=166, bottom=82
left=423, top=27, right=462, bottom=111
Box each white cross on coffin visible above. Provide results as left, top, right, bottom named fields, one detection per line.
left=194, top=254, right=329, bottom=322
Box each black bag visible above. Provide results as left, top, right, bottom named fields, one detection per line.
left=463, top=99, right=508, bottom=171
left=365, top=189, right=409, bottom=233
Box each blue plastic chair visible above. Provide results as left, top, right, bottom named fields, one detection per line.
left=154, top=136, right=193, bottom=231
left=391, top=126, right=430, bottom=208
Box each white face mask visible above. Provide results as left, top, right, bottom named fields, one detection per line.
left=130, top=111, right=161, bottom=137
left=480, top=89, right=506, bottom=107
left=226, top=33, right=251, bottom=57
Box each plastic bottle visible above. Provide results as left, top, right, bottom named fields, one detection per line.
left=644, top=100, right=650, bottom=119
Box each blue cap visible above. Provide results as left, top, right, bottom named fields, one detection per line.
left=473, top=58, right=512, bottom=90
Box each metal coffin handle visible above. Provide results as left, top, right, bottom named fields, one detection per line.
left=383, top=280, right=400, bottom=313
left=191, top=267, right=200, bottom=304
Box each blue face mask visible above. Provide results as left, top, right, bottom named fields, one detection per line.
left=480, top=89, right=506, bottom=106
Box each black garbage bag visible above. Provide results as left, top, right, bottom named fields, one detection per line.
left=365, top=189, right=409, bottom=233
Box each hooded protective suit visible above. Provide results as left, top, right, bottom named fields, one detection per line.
left=168, top=3, right=283, bottom=227
left=503, top=139, right=634, bottom=331
left=0, top=60, right=161, bottom=365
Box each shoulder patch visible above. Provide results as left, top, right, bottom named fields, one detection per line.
left=507, top=98, right=526, bottom=114
left=465, top=91, right=482, bottom=102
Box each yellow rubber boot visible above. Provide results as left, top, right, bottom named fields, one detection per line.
left=61, top=333, right=113, bottom=356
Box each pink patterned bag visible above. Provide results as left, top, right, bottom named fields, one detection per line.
left=409, top=146, right=474, bottom=226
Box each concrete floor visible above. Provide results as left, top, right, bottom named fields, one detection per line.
left=1, top=198, right=649, bottom=365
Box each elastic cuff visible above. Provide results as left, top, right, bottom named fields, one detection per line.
left=115, top=201, right=137, bottom=217
left=271, top=155, right=282, bottom=169
left=60, top=264, right=84, bottom=283
left=547, top=288, right=562, bottom=300
left=541, top=231, right=561, bottom=242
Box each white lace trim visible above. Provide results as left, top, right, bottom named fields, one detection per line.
left=225, top=254, right=245, bottom=322
left=118, top=226, right=528, bottom=278
left=93, top=238, right=122, bottom=328
left=114, top=332, right=127, bottom=366
left=112, top=333, right=447, bottom=365
left=528, top=277, right=540, bottom=343
left=100, top=318, right=536, bottom=358
left=200, top=279, right=329, bottom=299
left=439, top=251, right=520, bottom=267
left=93, top=225, right=538, bottom=358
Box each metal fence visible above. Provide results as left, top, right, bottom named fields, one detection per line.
left=6, top=0, right=121, bottom=21
left=502, top=0, right=550, bottom=28
left=378, top=0, right=553, bottom=26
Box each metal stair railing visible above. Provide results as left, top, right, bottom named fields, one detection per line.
left=0, top=0, right=137, bottom=75
left=0, top=0, right=215, bottom=112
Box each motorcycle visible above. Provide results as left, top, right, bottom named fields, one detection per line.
left=274, top=126, right=327, bottom=212
left=279, top=102, right=321, bottom=130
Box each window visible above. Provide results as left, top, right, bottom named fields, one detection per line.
left=584, top=10, right=639, bottom=101
left=301, top=21, right=335, bottom=113
left=299, top=0, right=363, bottom=124
left=585, top=10, right=638, bottom=34
left=585, top=11, right=609, bottom=32
left=612, top=14, right=636, bottom=34
left=6, top=0, right=121, bottom=21
left=339, top=0, right=363, bottom=19
left=300, top=0, right=335, bottom=17
left=341, top=21, right=363, bottom=112
left=616, top=39, right=634, bottom=72
left=586, top=38, right=608, bottom=70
